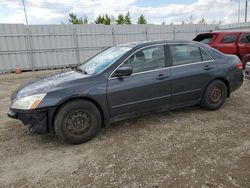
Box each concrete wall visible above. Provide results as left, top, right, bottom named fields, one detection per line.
left=0, top=23, right=249, bottom=73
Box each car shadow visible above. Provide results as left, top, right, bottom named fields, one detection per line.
left=102, top=105, right=203, bottom=132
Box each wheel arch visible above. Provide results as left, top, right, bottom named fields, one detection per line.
left=50, top=96, right=107, bottom=130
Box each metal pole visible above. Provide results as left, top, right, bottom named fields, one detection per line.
left=25, top=27, right=35, bottom=71
left=112, top=26, right=116, bottom=46
left=73, top=28, right=81, bottom=64
left=245, top=0, right=248, bottom=22
left=22, top=0, right=29, bottom=25
left=238, top=0, right=241, bottom=23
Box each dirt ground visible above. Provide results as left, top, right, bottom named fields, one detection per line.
left=0, top=70, right=249, bottom=188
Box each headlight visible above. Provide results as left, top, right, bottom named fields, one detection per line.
left=11, top=93, right=46, bottom=110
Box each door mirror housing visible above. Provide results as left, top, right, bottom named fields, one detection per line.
left=114, top=67, right=133, bottom=77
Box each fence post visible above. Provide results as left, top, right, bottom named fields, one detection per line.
left=25, top=26, right=35, bottom=71
left=173, top=26, right=176, bottom=40
left=145, top=26, right=149, bottom=41
left=73, top=27, right=81, bottom=64
left=112, top=26, right=116, bottom=46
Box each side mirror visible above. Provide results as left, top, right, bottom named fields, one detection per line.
left=114, top=67, right=133, bottom=77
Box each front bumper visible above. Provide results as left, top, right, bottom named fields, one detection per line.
left=7, top=111, right=17, bottom=119
left=8, top=109, right=48, bottom=134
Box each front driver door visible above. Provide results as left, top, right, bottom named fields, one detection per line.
left=107, top=44, right=171, bottom=118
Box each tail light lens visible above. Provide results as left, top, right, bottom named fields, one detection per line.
left=236, top=62, right=243, bottom=70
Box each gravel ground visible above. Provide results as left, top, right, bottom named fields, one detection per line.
left=0, top=70, right=250, bottom=188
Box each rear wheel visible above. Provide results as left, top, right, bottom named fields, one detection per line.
left=54, top=100, right=101, bottom=144
left=200, top=80, right=227, bottom=111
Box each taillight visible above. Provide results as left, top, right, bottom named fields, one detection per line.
left=236, top=62, right=243, bottom=70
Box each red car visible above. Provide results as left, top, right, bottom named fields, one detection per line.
left=193, top=31, right=250, bottom=68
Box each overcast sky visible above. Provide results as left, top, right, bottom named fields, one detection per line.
left=0, top=0, right=247, bottom=25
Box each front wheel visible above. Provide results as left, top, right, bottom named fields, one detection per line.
left=54, top=100, right=102, bottom=144
left=200, top=80, right=227, bottom=111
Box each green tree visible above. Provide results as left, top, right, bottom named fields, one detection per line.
left=124, top=12, right=132, bottom=24
left=95, top=14, right=111, bottom=25
left=68, top=13, right=88, bottom=24
left=198, top=18, right=207, bottom=25
left=103, top=14, right=111, bottom=25
left=137, top=14, right=147, bottom=24
left=69, top=13, right=83, bottom=24
left=95, top=15, right=105, bottom=24
left=116, top=14, right=125, bottom=24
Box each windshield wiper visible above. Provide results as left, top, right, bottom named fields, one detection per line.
left=83, top=70, right=89, bottom=74
left=71, top=66, right=89, bottom=75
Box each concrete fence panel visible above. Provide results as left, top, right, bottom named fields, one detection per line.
left=0, top=23, right=249, bottom=73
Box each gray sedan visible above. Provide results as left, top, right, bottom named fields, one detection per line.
left=8, top=40, right=244, bottom=144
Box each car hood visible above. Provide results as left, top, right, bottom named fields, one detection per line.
left=11, top=69, right=89, bottom=101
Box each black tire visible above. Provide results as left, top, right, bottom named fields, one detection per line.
left=54, top=100, right=101, bottom=144
left=200, top=80, right=227, bottom=111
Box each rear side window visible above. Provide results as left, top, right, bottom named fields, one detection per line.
left=221, top=34, right=237, bottom=43
left=200, top=48, right=212, bottom=61
left=169, top=44, right=202, bottom=66
left=169, top=44, right=212, bottom=66
left=240, top=33, right=250, bottom=43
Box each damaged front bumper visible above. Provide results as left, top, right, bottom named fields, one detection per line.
left=8, top=109, right=48, bottom=134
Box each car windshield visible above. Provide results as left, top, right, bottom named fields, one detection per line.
left=77, top=46, right=131, bottom=75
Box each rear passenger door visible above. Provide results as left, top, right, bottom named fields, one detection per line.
left=169, top=43, right=216, bottom=106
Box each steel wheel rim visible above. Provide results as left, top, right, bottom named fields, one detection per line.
left=209, top=86, right=222, bottom=103
left=65, top=111, right=91, bottom=136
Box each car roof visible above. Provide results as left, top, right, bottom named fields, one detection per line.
left=197, top=31, right=250, bottom=35
left=117, top=40, right=197, bottom=48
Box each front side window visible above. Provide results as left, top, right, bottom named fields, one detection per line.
left=169, top=44, right=202, bottom=66
left=118, top=45, right=166, bottom=74
left=221, top=34, right=237, bottom=43
left=77, top=46, right=131, bottom=75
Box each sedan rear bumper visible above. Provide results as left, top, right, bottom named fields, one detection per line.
left=8, top=109, right=48, bottom=134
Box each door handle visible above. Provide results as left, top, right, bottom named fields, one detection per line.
left=157, top=74, right=169, bottom=80
left=203, top=65, right=214, bottom=71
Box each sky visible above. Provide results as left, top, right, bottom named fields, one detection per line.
left=0, top=0, right=247, bottom=25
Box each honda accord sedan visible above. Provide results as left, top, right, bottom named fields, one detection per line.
left=8, top=40, right=243, bottom=144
